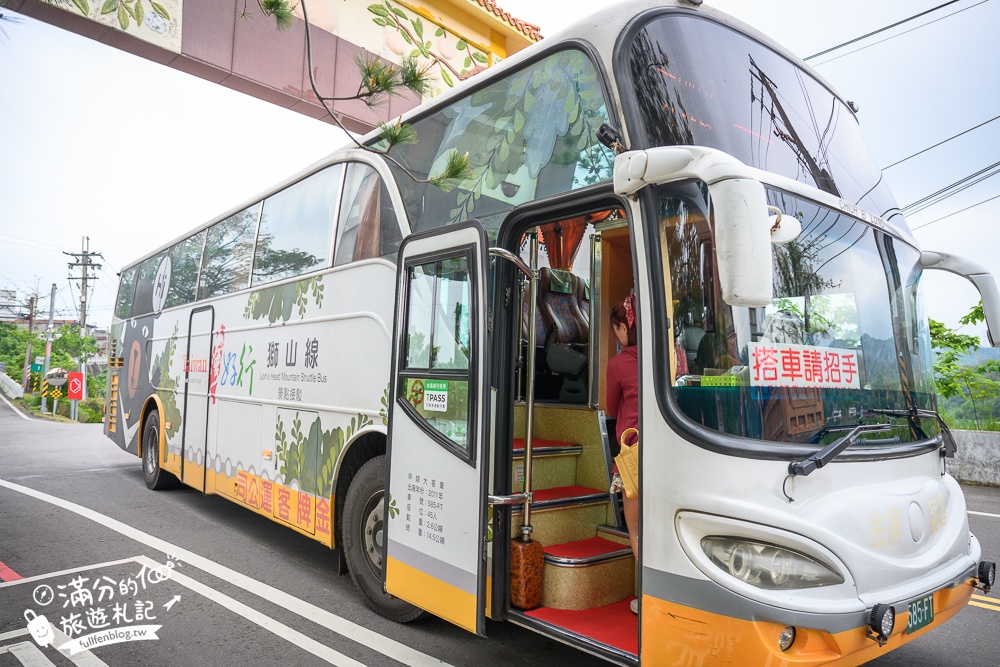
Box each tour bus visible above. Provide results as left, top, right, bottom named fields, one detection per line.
left=105, top=1, right=998, bottom=664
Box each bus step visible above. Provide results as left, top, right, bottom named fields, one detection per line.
left=512, top=438, right=584, bottom=458
left=510, top=486, right=608, bottom=511
left=512, top=439, right=584, bottom=493
left=510, top=486, right=610, bottom=546
left=541, top=537, right=635, bottom=610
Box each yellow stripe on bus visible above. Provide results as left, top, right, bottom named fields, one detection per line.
left=385, top=556, right=477, bottom=633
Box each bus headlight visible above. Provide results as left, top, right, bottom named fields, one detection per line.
left=700, top=536, right=845, bottom=590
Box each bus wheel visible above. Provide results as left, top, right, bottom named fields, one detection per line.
left=343, top=455, right=423, bottom=623
left=142, top=412, right=177, bottom=490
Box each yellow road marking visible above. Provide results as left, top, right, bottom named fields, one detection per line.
left=968, top=595, right=1000, bottom=612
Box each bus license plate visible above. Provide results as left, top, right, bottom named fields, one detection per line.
left=906, top=594, right=934, bottom=633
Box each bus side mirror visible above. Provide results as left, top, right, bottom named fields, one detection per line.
left=920, top=251, right=1000, bottom=347
left=614, top=147, right=774, bottom=307
left=710, top=178, right=773, bottom=308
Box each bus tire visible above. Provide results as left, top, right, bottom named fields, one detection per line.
left=343, top=455, right=423, bottom=623
left=142, top=411, right=177, bottom=490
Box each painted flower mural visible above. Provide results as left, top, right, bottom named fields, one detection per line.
left=368, top=1, right=492, bottom=96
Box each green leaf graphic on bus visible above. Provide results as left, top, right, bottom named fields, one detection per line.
left=443, top=50, right=614, bottom=224
left=150, top=324, right=183, bottom=440
left=379, top=384, right=390, bottom=426
left=244, top=276, right=324, bottom=323
left=275, top=411, right=374, bottom=498
left=387, top=494, right=399, bottom=519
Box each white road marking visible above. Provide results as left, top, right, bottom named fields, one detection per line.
left=0, top=629, right=109, bottom=667
left=0, top=480, right=453, bottom=667
left=0, top=392, right=35, bottom=422
left=0, top=558, right=138, bottom=589
left=969, top=510, right=1000, bottom=519
left=50, top=625, right=110, bottom=667
left=5, top=556, right=362, bottom=666
left=133, top=555, right=365, bottom=667
left=0, top=642, right=54, bottom=667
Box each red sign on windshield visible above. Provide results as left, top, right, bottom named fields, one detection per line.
left=748, top=342, right=861, bottom=390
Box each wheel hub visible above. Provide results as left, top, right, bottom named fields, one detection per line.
left=361, top=492, right=385, bottom=576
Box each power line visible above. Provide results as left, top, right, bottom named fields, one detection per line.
left=810, top=1, right=991, bottom=66
left=911, top=192, right=1000, bottom=230
left=900, top=160, right=1000, bottom=213
left=884, top=114, right=1000, bottom=169
left=804, top=0, right=964, bottom=60
left=0, top=231, right=66, bottom=251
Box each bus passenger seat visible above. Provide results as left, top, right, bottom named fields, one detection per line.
left=539, top=268, right=589, bottom=403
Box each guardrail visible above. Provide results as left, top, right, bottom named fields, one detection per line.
left=0, top=373, right=24, bottom=400
left=951, top=430, right=1000, bottom=487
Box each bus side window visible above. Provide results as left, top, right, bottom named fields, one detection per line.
left=253, top=164, right=342, bottom=286
left=132, top=252, right=165, bottom=317
left=198, top=203, right=261, bottom=300
left=333, top=163, right=401, bottom=266
left=114, top=266, right=139, bottom=320
left=165, top=231, right=205, bottom=309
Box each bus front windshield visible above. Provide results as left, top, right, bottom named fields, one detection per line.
left=658, top=186, right=938, bottom=446
left=623, top=12, right=900, bottom=226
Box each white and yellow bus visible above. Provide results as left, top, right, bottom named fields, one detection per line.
left=105, top=1, right=998, bottom=664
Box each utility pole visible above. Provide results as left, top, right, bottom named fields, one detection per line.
left=65, top=236, right=103, bottom=335
left=40, top=283, right=56, bottom=413
left=65, top=237, right=103, bottom=401
left=25, top=294, right=35, bottom=333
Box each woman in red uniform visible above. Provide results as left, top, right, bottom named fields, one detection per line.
left=607, top=294, right=639, bottom=612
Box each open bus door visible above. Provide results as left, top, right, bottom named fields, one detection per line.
left=384, top=221, right=491, bottom=635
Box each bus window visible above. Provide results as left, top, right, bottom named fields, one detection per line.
left=114, top=266, right=138, bottom=320
left=384, top=49, right=616, bottom=236
left=164, top=230, right=205, bottom=309
left=198, top=203, right=261, bottom=300
left=253, top=164, right=342, bottom=285
left=333, top=163, right=401, bottom=266
left=132, top=252, right=167, bottom=317
left=401, top=256, right=472, bottom=453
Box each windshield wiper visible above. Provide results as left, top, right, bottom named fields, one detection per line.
left=866, top=407, right=957, bottom=457
left=788, top=423, right=893, bottom=477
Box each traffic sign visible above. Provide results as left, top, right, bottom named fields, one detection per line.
left=30, top=363, right=43, bottom=373
left=68, top=372, right=84, bottom=401
left=35, top=356, right=44, bottom=365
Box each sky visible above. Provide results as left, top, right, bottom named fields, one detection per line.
left=1, top=0, right=998, bottom=341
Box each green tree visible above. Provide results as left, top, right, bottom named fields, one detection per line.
left=0, top=322, right=36, bottom=382
left=930, top=301, right=1000, bottom=429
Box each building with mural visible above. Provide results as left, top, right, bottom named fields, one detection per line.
left=8, top=0, right=541, bottom=132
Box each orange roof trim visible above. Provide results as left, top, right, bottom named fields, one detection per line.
left=472, top=0, right=543, bottom=41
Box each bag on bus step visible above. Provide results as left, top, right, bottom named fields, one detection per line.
left=510, top=537, right=544, bottom=610
left=614, top=428, right=639, bottom=499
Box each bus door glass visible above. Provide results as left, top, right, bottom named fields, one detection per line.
left=182, top=306, right=213, bottom=490
left=384, top=221, right=490, bottom=635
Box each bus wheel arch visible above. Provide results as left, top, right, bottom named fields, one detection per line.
left=140, top=396, right=177, bottom=490
left=334, top=429, right=387, bottom=550
left=336, top=433, right=423, bottom=622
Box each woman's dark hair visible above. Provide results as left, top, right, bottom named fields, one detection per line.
left=610, top=296, right=638, bottom=347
